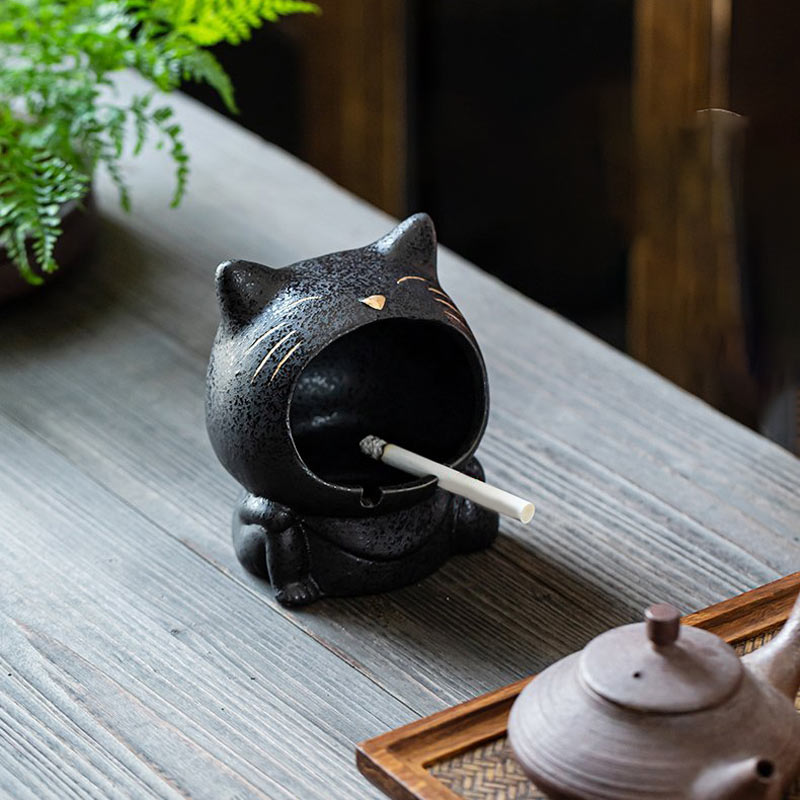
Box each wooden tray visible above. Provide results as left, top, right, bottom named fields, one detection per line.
left=357, top=573, right=800, bottom=800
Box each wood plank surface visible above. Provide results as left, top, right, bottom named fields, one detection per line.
left=1, top=73, right=799, bottom=798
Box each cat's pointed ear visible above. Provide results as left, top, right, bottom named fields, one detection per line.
left=215, top=259, right=282, bottom=327
left=375, top=213, right=438, bottom=279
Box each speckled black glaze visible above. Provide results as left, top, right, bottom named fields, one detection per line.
left=206, top=214, right=498, bottom=606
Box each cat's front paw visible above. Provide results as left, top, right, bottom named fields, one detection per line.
left=275, top=577, right=321, bottom=607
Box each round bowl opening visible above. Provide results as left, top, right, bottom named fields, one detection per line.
left=289, top=319, right=485, bottom=494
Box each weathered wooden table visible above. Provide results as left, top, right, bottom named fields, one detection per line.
left=1, top=79, right=799, bottom=799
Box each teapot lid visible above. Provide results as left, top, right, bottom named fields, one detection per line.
left=579, top=604, right=743, bottom=713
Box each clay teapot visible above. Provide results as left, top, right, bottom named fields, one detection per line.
left=508, top=594, right=800, bottom=799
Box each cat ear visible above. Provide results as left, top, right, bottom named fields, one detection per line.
left=375, top=213, right=438, bottom=279
left=215, top=259, right=283, bottom=327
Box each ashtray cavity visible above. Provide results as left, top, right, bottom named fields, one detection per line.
left=290, top=318, right=486, bottom=501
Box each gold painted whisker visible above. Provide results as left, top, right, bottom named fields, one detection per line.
left=251, top=330, right=297, bottom=383
left=396, top=275, right=428, bottom=284
left=433, top=297, right=464, bottom=317
left=270, top=342, right=302, bottom=383
left=280, top=296, right=321, bottom=313
left=244, top=322, right=287, bottom=354
left=443, top=310, right=471, bottom=331
left=427, top=287, right=451, bottom=299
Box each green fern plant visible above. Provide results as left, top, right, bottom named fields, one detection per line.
left=0, top=0, right=318, bottom=284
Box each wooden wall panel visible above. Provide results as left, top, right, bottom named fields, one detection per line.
left=630, top=0, right=757, bottom=425
left=288, top=0, right=408, bottom=216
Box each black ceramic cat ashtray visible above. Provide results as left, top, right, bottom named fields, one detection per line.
left=206, top=213, right=533, bottom=607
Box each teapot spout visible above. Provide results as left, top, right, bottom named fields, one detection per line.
left=691, top=757, right=781, bottom=800
left=743, top=590, right=800, bottom=700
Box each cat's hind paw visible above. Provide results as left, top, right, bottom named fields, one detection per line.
left=232, top=523, right=269, bottom=579
left=453, top=499, right=499, bottom=554
left=451, top=457, right=498, bottom=553
left=275, top=577, right=321, bottom=607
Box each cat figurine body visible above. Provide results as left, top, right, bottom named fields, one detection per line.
left=206, top=214, right=498, bottom=606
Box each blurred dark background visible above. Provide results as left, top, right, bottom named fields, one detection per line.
left=185, top=0, right=799, bottom=454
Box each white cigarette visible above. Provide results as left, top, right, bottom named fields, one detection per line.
left=359, top=436, right=535, bottom=524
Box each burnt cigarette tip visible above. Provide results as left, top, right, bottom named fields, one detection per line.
left=360, top=435, right=387, bottom=460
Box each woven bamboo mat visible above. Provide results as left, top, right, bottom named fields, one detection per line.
left=429, top=628, right=799, bottom=800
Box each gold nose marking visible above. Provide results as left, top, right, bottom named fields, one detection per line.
left=361, top=294, right=386, bottom=310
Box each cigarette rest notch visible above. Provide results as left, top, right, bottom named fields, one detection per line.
left=359, top=486, right=384, bottom=508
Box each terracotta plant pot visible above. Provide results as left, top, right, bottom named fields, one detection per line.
left=0, top=191, right=99, bottom=304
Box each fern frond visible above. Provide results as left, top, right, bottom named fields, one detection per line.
left=0, top=0, right=319, bottom=282
left=101, top=154, right=132, bottom=212
left=164, top=0, right=319, bottom=47
left=130, top=93, right=152, bottom=155
left=151, top=105, right=190, bottom=206
left=261, top=1, right=321, bottom=22
left=180, top=49, right=237, bottom=112
left=0, top=129, right=89, bottom=282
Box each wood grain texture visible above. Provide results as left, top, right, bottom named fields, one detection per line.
left=0, top=420, right=407, bottom=800
left=683, top=571, right=800, bottom=642
left=0, top=72, right=799, bottom=798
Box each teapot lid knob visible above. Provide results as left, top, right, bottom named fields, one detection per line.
left=645, top=604, right=681, bottom=646
left=579, top=602, right=743, bottom=712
